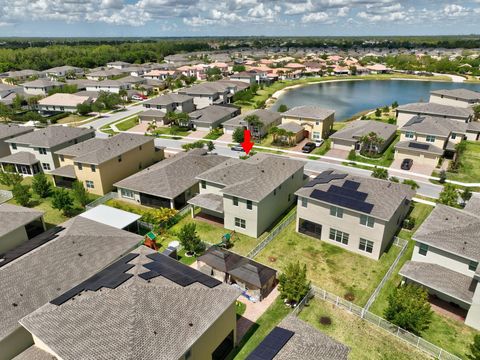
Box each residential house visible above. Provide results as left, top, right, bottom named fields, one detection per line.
left=0, top=216, right=141, bottom=359
left=179, top=82, right=238, bottom=109
left=189, top=105, right=240, bottom=131
left=246, top=316, right=350, bottom=360
left=197, top=247, right=277, bottom=301
left=51, top=133, right=163, bottom=195
left=106, top=61, right=131, bottom=69
left=229, top=71, right=257, bottom=84
left=330, top=120, right=397, bottom=153
left=295, top=170, right=414, bottom=260
left=139, top=109, right=167, bottom=126
left=37, top=93, right=92, bottom=114
left=143, top=69, right=176, bottom=80
left=366, top=64, right=391, bottom=74
left=142, top=93, right=195, bottom=114
left=0, top=204, right=45, bottom=254
left=429, top=89, right=480, bottom=108
left=0, top=124, right=34, bottom=157
left=399, top=204, right=480, bottom=330
left=277, top=122, right=306, bottom=144
left=1, top=127, right=95, bottom=174
left=22, top=79, right=64, bottom=96
left=45, top=66, right=84, bottom=79
left=85, top=68, right=124, bottom=80
left=189, top=154, right=306, bottom=238
left=114, top=149, right=228, bottom=209
left=395, top=102, right=474, bottom=128
left=85, top=80, right=129, bottom=94
left=0, top=70, right=43, bottom=83
left=223, top=109, right=282, bottom=138
left=17, top=246, right=240, bottom=360
left=282, top=106, right=335, bottom=141
left=0, top=83, right=26, bottom=105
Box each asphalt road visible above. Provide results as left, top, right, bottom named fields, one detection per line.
left=81, top=103, right=145, bottom=130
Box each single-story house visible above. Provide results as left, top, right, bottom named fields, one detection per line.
left=45, top=66, right=84, bottom=79
left=85, top=68, right=124, bottom=80
left=22, top=79, right=64, bottom=96
left=189, top=105, right=240, bottom=131
left=37, top=93, right=92, bottom=114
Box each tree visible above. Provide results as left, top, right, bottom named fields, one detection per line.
left=402, top=179, right=419, bottom=190
left=182, top=140, right=205, bottom=151
left=245, top=114, right=263, bottom=139
left=359, top=132, right=384, bottom=156
left=51, top=188, right=74, bottom=216
left=178, top=223, right=205, bottom=256
left=278, top=261, right=311, bottom=306
left=278, top=104, right=288, bottom=113
left=392, top=101, right=399, bottom=108
left=232, top=64, right=246, bottom=72
left=438, top=183, right=459, bottom=207
left=118, top=88, right=128, bottom=108
left=12, top=183, right=32, bottom=207
left=438, top=169, right=447, bottom=184
left=384, top=284, right=432, bottom=335
left=32, top=173, right=51, bottom=198
left=461, top=188, right=473, bottom=204
left=468, top=334, right=480, bottom=360
left=71, top=181, right=90, bottom=208
left=371, top=167, right=388, bottom=180
left=473, top=105, right=480, bottom=121
left=374, top=108, right=382, bottom=117
left=12, top=94, right=24, bottom=111
left=232, top=127, right=245, bottom=143
left=206, top=141, right=215, bottom=152
left=0, top=165, right=23, bottom=187
left=76, top=101, right=92, bottom=116
left=205, top=67, right=222, bottom=81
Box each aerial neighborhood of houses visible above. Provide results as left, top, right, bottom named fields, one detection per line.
left=1, top=46, right=480, bottom=360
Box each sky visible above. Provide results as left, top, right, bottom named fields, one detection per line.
left=0, top=0, right=480, bottom=37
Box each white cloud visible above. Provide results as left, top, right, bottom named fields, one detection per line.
left=443, top=4, right=468, bottom=17
left=301, top=12, right=331, bottom=23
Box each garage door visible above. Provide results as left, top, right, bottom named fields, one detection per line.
left=395, top=149, right=439, bottom=166
left=332, top=139, right=354, bottom=151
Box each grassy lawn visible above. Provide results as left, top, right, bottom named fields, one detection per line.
left=229, top=298, right=291, bottom=360
left=203, top=128, right=223, bottom=140
left=345, top=134, right=399, bottom=168
left=116, top=116, right=139, bottom=131
left=438, top=141, right=480, bottom=183
left=309, top=138, right=331, bottom=158
left=255, top=221, right=402, bottom=307
left=151, top=126, right=191, bottom=137
left=56, top=114, right=90, bottom=125
left=299, top=298, right=431, bottom=360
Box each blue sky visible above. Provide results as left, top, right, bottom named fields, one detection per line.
left=1, top=0, right=479, bottom=37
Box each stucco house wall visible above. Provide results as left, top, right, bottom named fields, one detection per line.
left=394, top=148, right=440, bottom=166
left=0, top=327, right=33, bottom=360
left=281, top=113, right=334, bottom=140
left=429, top=94, right=475, bottom=108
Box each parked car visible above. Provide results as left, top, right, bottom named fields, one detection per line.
left=401, top=158, right=413, bottom=170
left=302, top=142, right=316, bottom=153
left=231, top=144, right=244, bottom=152
left=131, top=94, right=147, bottom=101
left=314, top=139, right=324, bottom=147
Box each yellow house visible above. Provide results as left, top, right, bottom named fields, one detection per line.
left=281, top=105, right=335, bottom=141
left=51, top=133, right=164, bottom=195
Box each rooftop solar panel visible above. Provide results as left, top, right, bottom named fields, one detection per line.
left=343, top=180, right=360, bottom=191
left=328, top=185, right=368, bottom=201
left=310, top=189, right=374, bottom=214
left=408, top=142, right=430, bottom=150
left=304, top=170, right=348, bottom=187
left=246, top=326, right=295, bottom=360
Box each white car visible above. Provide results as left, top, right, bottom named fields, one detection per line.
left=314, top=139, right=324, bottom=147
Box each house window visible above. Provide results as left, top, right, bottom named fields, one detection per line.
left=201, top=180, right=206, bottom=189
left=247, top=200, right=252, bottom=210
left=85, top=180, right=94, bottom=189
left=405, top=131, right=414, bottom=139
left=11, top=143, right=16, bottom=150
left=42, top=163, right=51, bottom=171
left=59, top=155, right=64, bottom=162
left=121, top=188, right=134, bottom=199
left=139, top=145, right=142, bottom=150
left=359, top=238, right=374, bottom=253
left=77, top=163, right=83, bottom=170
left=233, top=197, right=238, bottom=206
left=426, top=135, right=436, bottom=143
left=315, top=121, right=320, bottom=125
left=138, top=163, right=142, bottom=170
left=91, top=165, right=96, bottom=172
left=469, top=260, right=478, bottom=272
left=329, top=228, right=349, bottom=245
left=274, top=189, right=277, bottom=196
left=312, top=132, right=321, bottom=140
left=419, top=243, right=428, bottom=256
left=118, top=155, right=122, bottom=162
left=330, top=206, right=343, bottom=218
left=288, top=194, right=291, bottom=202
left=38, top=148, right=47, bottom=155
left=301, top=197, right=307, bottom=208
left=235, top=217, right=246, bottom=229
left=451, top=133, right=457, bottom=140
left=360, top=214, right=374, bottom=228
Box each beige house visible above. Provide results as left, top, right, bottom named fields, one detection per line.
left=295, top=170, right=414, bottom=260
left=51, top=133, right=164, bottom=195
left=429, top=89, right=480, bottom=108
left=37, top=93, right=92, bottom=114
left=0, top=204, right=45, bottom=255
left=281, top=106, right=335, bottom=142
left=399, top=203, right=480, bottom=331
left=189, top=154, right=306, bottom=238
left=18, top=246, right=240, bottom=360
left=223, top=109, right=282, bottom=138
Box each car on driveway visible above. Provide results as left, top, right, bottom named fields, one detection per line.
left=131, top=94, right=148, bottom=101
left=231, top=144, right=244, bottom=152
left=401, top=158, right=413, bottom=170
left=302, top=142, right=316, bottom=153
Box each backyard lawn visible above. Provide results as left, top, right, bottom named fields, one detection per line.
left=438, top=141, right=480, bottom=183
left=255, top=220, right=402, bottom=307
left=298, top=298, right=431, bottom=360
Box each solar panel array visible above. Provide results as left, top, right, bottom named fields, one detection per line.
left=408, top=142, right=430, bottom=150
left=304, top=170, right=347, bottom=187
left=139, top=253, right=222, bottom=288
left=50, top=253, right=139, bottom=306
left=246, top=326, right=295, bottom=360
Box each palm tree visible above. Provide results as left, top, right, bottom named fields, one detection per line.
left=286, top=131, right=296, bottom=146
left=118, top=89, right=128, bottom=108
left=359, top=132, right=385, bottom=156
left=146, top=122, right=157, bottom=134
left=245, top=114, right=264, bottom=139
left=269, top=126, right=280, bottom=144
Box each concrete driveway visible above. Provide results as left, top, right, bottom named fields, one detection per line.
left=217, top=132, right=232, bottom=143
left=189, top=130, right=209, bottom=139
left=325, top=148, right=350, bottom=160
left=390, top=158, right=436, bottom=176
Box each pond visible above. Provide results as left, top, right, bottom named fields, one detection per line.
left=270, top=80, right=480, bottom=121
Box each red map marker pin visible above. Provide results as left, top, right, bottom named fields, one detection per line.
left=241, top=129, right=254, bottom=154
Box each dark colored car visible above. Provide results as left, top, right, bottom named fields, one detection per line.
left=231, top=144, right=244, bottom=151
left=401, top=158, right=413, bottom=170
left=302, top=142, right=316, bottom=153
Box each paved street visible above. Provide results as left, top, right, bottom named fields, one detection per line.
left=81, top=103, right=145, bottom=130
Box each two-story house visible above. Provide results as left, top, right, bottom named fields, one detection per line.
left=85, top=80, right=130, bottom=94
left=223, top=109, right=282, bottom=139
left=21, top=79, right=64, bottom=96
left=0, top=127, right=95, bottom=175
left=178, top=82, right=233, bottom=109
left=142, top=93, right=195, bottom=114
left=51, top=133, right=163, bottom=195
left=0, top=124, right=34, bottom=157
left=429, top=88, right=480, bottom=108
left=395, top=102, right=474, bottom=128
left=295, top=170, right=415, bottom=260
left=399, top=203, right=480, bottom=330
left=188, top=154, right=306, bottom=238
left=281, top=106, right=335, bottom=142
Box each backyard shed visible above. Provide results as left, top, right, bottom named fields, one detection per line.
left=79, top=205, right=141, bottom=232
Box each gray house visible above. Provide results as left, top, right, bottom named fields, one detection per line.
left=0, top=124, right=34, bottom=157
left=189, top=105, right=240, bottom=131
left=223, top=109, right=282, bottom=138
left=21, top=79, right=64, bottom=95
left=429, top=88, right=480, bottom=108
left=396, top=102, right=474, bottom=128
left=142, top=93, right=195, bottom=114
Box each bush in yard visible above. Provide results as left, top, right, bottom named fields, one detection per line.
left=347, top=149, right=356, bottom=161
left=178, top=223, right=205, bottom=256
left=32, top=173, right=52, bottom=198
left=402, top=179, right=419, bottom=190
left=371, top=167, right=388, bottom=180
left=182, top=140, right=205, bottom=151
left=468, top=334, right=480, bottom=360
left=461, top=188, right=473, bottom=204
left=12, top=183, right=32, bottom=207
left=384, top=284, right=432, bottom=335
left=207, top=141, right=215, bottom=152
left=51, top=188, right=74, bottom=216
left=278, top=104, right=288, bottom=113
left=232, top=127, right=245, bottom=143
left=374, top=108, right=382, bottom=117
left=319, top=316, right=332, bottom=326
left=278, top=261, right=311, bottom=306
left=439, top=170, right=447, bottom=183
left=389, top=176, right=399, bottom=183
left=403, top=216, right=416, bottom=230
left=0, top=165, right=23, bottom=187
left=438, top=183, right=459, bottom=207
left=141, top=207, right=178, bottom=230
left=71, top=181, right=90, bottom=208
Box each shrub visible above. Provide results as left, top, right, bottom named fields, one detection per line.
left=32, top=173, right=52, bottom=198
left=232, top=127, right=245, bottom=143
left=278, top=104, right=288, bottom=113
left=0, top=165, right=23, bottom=187
left=347, top=149, right=356, bottom=161
left=278, top=261, right=311, bottom=306
left=51, top=188, right=74, bottom=216
left=439, top=170, right=447, bottom=183
left=319, top=316, right=332, bottom=326
left=402, top=179, right=419, bottom=190
left=12, top=183, right=32, bottom=207
left=71, top=181, right=90, bottom=208
left=344, top=292, right=355, bottom=301
left=371, top=167, right=388, bottom=180
left=403, top=216, right=416, bottom=230
left=439, top=183, right=459, bottom=207
left=178, top=223, right=205, bottom=256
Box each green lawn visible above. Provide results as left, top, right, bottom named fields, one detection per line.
left=309, top=139, right=331, bottom=158
left=254, top=221, right=402, bottom=307
left=299, top=298, right=431, bottom=360
left=439, top=141, right=480, bottom=183
left=203, top=128, right=224, bottom=140
left=152, top=126, right=191, bottom=137
left=345, top=134, right=399, bottom=168
left=56, top=114, right=91, bottom=125
left=116, top=116, right=139, bottom=131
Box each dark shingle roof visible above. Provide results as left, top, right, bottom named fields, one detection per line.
left=0, top=124, right=34, bottom=141
left=395, top=140, right=444, bottom=155
left=143, top=93, right=192, bottom=106
left=0, top=151, right=39, bottom=165
left=401, top=115, right=468, bottom=137
left=396, top=102, right=473, bottom=119
left=331, top=120, right=397, bottom=142
left=223, top=109, right=281, bottom=128
left=430, top=88, right=480, bottom=101
left=6, top=127, right=94, bottom=148
left=278, top=122, right=304, bottom=133
left=189, top=105, right=239, bottom=125
left=283, top=106, right=335, bottom=121
left=12, top=346, right=55, bottom=360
